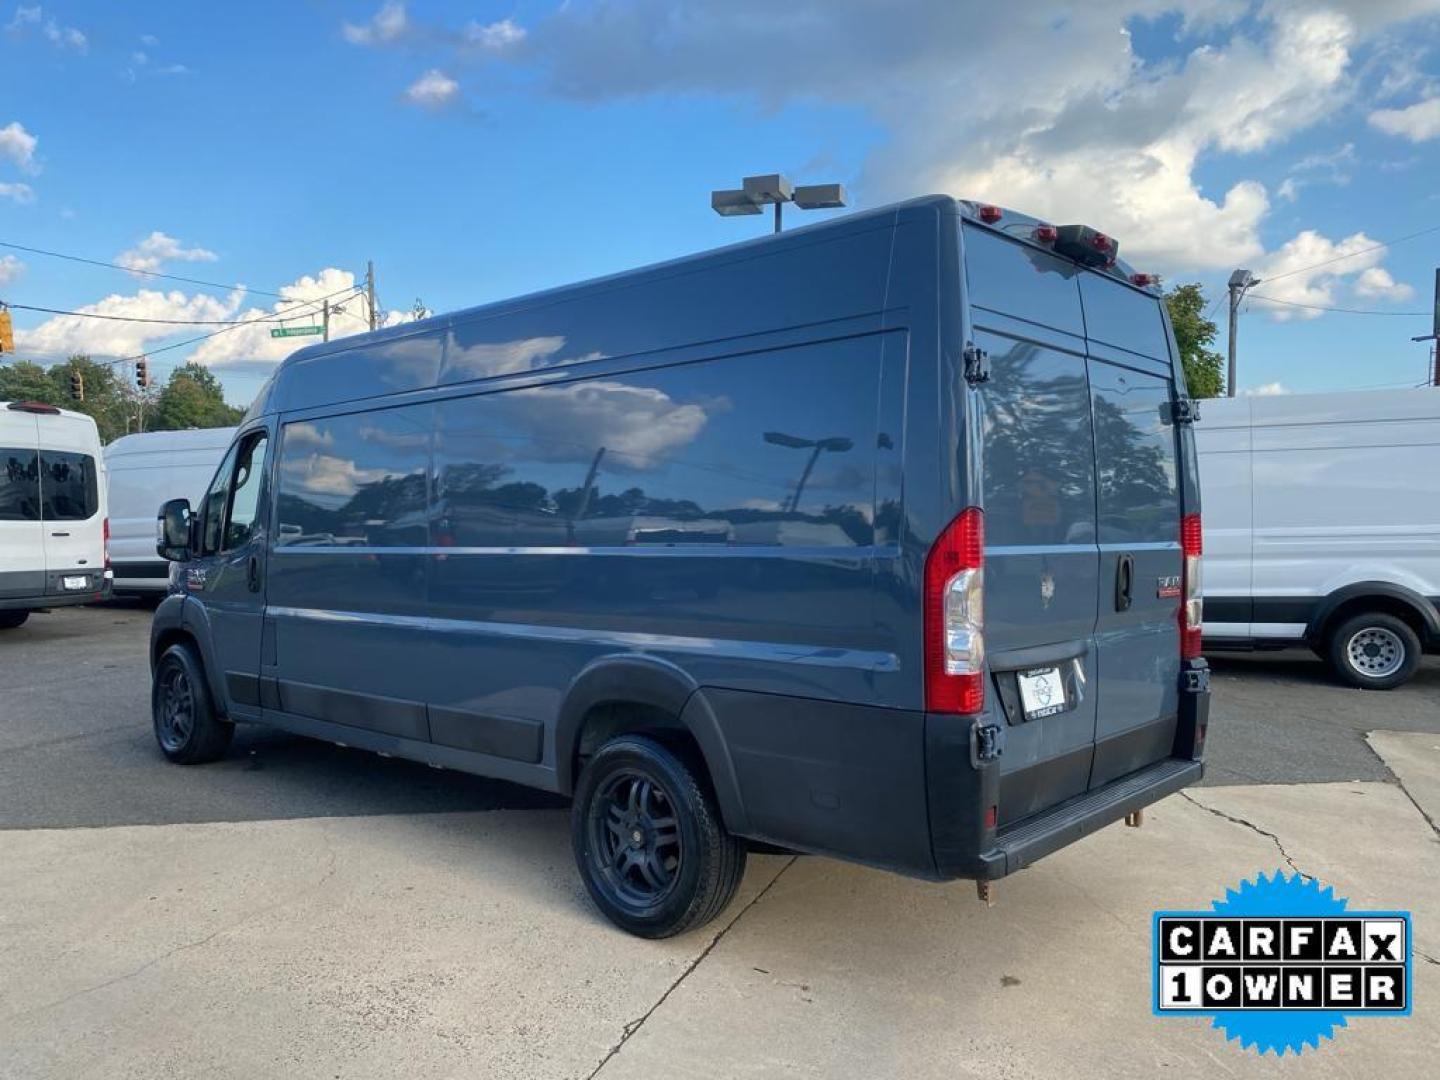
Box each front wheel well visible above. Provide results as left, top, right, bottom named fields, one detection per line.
left=1313, top=594, right=1431, bottom=649
left=151, top=627, right=197, bottom=671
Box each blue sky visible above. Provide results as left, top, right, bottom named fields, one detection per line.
left=1, top=1, right=1438, bottom=406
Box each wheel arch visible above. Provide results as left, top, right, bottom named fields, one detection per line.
left=150, top=594, right=229, bottom=717
left=555, top=655, right=749, bottom=835
left=1307, top=581, right=1440, bottom=649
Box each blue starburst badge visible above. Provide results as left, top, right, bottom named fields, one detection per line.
left=1153, top=871, right=1412, bottom=1055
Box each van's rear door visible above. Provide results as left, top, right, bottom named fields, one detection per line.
left=0, top=411, right=45, bottom=597
left=963, top=225, right=1102, bottom=825
left=38, top=415, right=105, bottom=585
left=1079, top=275, right=1183, bottom=788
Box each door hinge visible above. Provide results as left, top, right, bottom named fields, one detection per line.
left=1166, top=397, right=1199, bottom=424
left=971, top=719, right=1005, bottom=766
left=963, top=343, right=991, bottom=386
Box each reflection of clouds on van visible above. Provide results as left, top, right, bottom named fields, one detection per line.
left=577, top=515, right=734, bottom=547
left=443, top=334, right=570, bottom=380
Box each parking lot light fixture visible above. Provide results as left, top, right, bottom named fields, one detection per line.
left=711, top=173, right=848, bottom=233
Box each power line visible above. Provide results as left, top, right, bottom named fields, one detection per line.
left=1246, top=293, right=1430, bottom=316
left=1, top=301, right=330, bottom=326
left=0, top=239, right=290, bottom=298
left=1259, top=223, right=1440, bottom=285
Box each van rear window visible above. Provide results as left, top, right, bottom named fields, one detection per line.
left=40, top=451, right=99, bottom=521
left=0, top=448, right=40, bottom=521
left=963, top=224, right=1084, bottom=337
left=1078, top=274, right=1170, bottom=360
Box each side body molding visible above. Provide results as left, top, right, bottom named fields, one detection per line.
left=553, top=654, right=750, bottom=835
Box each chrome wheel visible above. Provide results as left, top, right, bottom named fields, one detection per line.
left=156, top=663, right=195, bottom=752
left=1345, top=627, right=1405, bottom=679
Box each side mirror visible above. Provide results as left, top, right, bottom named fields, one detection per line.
left=157, top=498, right=193, bottom=561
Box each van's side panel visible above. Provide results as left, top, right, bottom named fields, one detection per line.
left=1192, top=398, right=1252, bottom=638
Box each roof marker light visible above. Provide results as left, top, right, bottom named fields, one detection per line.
left=1033, top=224, right=1058, bottom=244
left=1131, top=272, right=1162, bottom=287
left=978, top=204, right=1003, bottom=224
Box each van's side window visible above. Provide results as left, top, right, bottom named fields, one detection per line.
left=199, top=444, right=239, bottom=555
left=223, top=432, right=269, bottom=550
left=275, top=406, right=431, bottom=547
left=0, top=448, right=40, bottom=521
left=432, top=339, right=882, bottom=549
left=39, top=451, right=98, bottom=521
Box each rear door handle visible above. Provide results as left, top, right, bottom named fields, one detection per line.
left=50, top=531, right=70, bottom=537
left=1115, top=553, right=1134, bottom=612
left=246, top=555, right=261, bottom=593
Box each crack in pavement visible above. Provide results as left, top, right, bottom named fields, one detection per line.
left=584, top=856, right=798, bottom=1080
left=1179, top=792, right=1312, bottom=881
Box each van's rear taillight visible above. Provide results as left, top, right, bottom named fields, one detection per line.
left=1181, top=513, right=1202, bottom=658
left=103, top=517, right=112, bottom=570
left=924, top=508, right=985, bottom=713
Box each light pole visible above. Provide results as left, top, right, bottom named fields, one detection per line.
left=1227, top=268, right=1260, bottom=398
left=763, top=431, right=853, bottom=512
left=712, top=174, right=848, bottom=233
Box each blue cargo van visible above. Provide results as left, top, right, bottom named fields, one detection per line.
left=151, top=197, right=1209, bottom=937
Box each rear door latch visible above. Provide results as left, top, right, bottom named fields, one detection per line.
left=1166, top=397, right=1198, bottom=424
left=963, top=343, right=991, bottom=386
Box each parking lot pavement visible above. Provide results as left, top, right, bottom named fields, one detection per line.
left=3, top=605, right=1439, bottom=1078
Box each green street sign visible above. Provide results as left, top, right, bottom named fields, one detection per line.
left=270, top=325, right=323, bottom=338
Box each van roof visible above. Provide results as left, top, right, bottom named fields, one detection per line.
left=1, top=400, right=94, bottom=423
left=104, top=426, right=238, bottom=458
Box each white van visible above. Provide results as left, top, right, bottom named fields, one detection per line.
left=0, top=400, right=111, bottom=629
left=104, top=427, right=235, bottom=594
left=1197, top=387, right=1440, bottom=688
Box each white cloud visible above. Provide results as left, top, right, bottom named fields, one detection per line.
left=465, top=17, right=526, bottom=52
left=190, top=268, right=411, bottom=371
left=343, top=2, right=408, bottom=46
left=0, top=181, right=34, bottom=203
left=116, top=231, right=219, bottom=275
left=1249, top=230, right=1409, bottom=320
left=1245, top=382, right=1291, bottom=396
left=0, top=120, right=37, bottom=171
left=1369, top=97, right=1440, bottom=141
left=14, top=288, right=242, bottom=360
left=6, top=5, right=86, bottom=51
left=403, top=69, right=460, bottom=110
left=0, top=253, right=23, bottom=285
left=1353, top=266, right=1416, bottom=301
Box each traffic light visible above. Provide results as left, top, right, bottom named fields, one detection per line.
left=70, top=371, right=84, bottom=402
left=0, top=308, right=13, bottom=353
left=136, top=357, right=149, bottom=388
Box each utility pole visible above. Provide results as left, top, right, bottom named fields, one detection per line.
left=365, top=260, right=378, bottom=332
left=1411, top=268, right=1440, bottom=385
left=322, top=298, right=330, bottom=342
left=1226, top=269, right=1260, bottom=398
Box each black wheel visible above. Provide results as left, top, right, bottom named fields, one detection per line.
left=572, top=735, right=746, bottom=938
left=1327, top=612, right=1421, bottom=690
left=152, top=642, right=234, bottom=763
left=0, top=610, right=29, bottom=629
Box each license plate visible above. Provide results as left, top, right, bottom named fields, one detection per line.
left=62, top=575, right=89, bottom=591
left=1017, top=666, right=1066, bottom=719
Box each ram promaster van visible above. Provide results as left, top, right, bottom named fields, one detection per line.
left=105, top=427, right=236, bottom=595
left=1, top=400, right=110, bottom=628
left=1199, top=387, right=1440, bottom=688
left=150, top=197, right=1209, bottom=937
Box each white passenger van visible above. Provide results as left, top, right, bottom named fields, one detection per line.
left=1197, top=387, right=1440, bottom=688
left=0, top=400, right=110, bottom=629
left=104, top=427, right=235, bottom=594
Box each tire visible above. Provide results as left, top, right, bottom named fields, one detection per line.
left=0, top=610, right=29, bottom=629
left=1326, top=612, right=1421, bottom=690
left=152, top=642, right=234, bottom=763
left=572, top=734, right=747, bottom=938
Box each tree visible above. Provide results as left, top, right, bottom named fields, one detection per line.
left=151, top=362, right=244, bottom=432
left=0, top=360, right=59, bottom=405
left=0, top=355, right=132, bottom=442
left=1164, top=283, right=1224, bottom=398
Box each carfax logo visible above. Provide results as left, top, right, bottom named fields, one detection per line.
left=1152, top=871, right=1412, bottom=1055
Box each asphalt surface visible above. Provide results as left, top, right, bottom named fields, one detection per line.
left=3, top=605, right=1440, bottom=830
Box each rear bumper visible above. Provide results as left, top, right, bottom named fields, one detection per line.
left=0, top=569, right=113, bottom=610
left=928, top=658, right=1210, bottom=880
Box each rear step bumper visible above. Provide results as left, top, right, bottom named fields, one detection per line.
left=977, top=757, right=1203, bottom=880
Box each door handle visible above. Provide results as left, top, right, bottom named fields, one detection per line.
left=1115, top=553, right=1134, bottom=612
left=246, top=555, right=261, bottom=593
left=50, top=531, right=70, bottom=537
